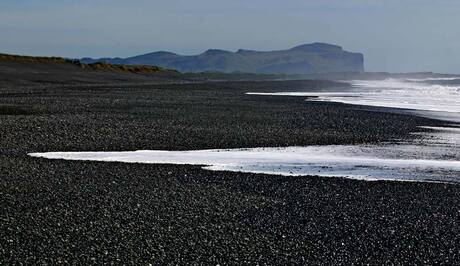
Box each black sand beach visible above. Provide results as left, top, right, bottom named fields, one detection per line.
left=1, top=63, right=459, bottom=264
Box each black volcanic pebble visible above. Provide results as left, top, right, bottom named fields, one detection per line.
left=1, top=80, right=458, bottom=264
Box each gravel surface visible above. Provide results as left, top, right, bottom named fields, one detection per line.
left=1, top=77, right=459, bottom=264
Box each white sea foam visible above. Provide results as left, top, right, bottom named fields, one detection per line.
left=29, top=144, right=460, bottom=182
left=247, top=78, right=460, bottom=119
left=405, top=77, right=460, bottom=82
left=28, top=78, right=460, bottom=183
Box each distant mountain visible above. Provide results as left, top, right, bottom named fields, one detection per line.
left=81, top=43, right=364, bottom=74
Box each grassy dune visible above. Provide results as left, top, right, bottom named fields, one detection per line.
left=0, top=53, right=176, bottom=74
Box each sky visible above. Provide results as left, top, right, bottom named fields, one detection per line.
left=0, top=0, right=459, bottom=73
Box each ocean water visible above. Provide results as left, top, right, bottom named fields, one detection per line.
left=247, top=77, right=460, bottom=121
left=29, top=78, right=460, bottom=183
left=29, top=143, right=460, bottom=183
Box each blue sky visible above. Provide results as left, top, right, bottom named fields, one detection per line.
left=0, top=0, right=459, bottom=73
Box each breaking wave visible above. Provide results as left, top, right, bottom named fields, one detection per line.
left=29, top=77, right=460, bottom=183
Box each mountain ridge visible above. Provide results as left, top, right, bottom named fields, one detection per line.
left=81, top=42, right=364, bottom=74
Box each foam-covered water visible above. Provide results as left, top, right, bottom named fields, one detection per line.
left=248, top=78, right=460, bottom=120
left=28, top=122, right=460, bottom=183
left=29, top=137, right=460, bottom=183
left=28, top=77, right=460, bottom=183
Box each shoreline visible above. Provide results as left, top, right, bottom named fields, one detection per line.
left=28, top=143, right=460, bottom=184
left=2, top=76, right=460, bottom=264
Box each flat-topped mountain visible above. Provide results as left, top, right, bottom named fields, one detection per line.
left=81, top=43, right=364, bottom=74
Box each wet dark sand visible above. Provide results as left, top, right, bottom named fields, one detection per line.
left=1, top=75, right=459, bottom=264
